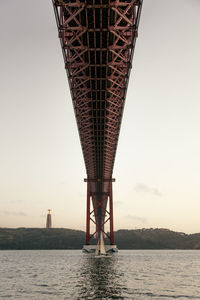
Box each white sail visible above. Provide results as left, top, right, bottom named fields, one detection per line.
left=95, top=231, right=106, bottom=256
left=95, top=239, right=100, bottom=256
left=100, top=231, right=106, bottom=255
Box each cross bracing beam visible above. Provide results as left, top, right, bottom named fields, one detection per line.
left=52, top=0, right=143, bottom=245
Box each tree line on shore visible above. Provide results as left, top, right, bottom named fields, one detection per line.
left=0, top=227, right=200, bottom=250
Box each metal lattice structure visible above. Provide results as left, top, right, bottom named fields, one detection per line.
left=52, top=0, right=143, bottom=246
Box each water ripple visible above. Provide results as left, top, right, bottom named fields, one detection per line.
left=0, top=250, right=200, bottom=299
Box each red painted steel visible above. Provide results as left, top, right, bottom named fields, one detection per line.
left=86, top=182, right=90, bottom=245
left=85, top=180, right=114, bottom=244
left=109, top=182, right=114, bottom=245
left=52, top=0, right=143, bottom=245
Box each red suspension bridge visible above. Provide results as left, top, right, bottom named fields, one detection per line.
left=52, top=0, right=143, bottom=254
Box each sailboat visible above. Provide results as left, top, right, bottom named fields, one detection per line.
left=95, top=231, right=111, bottom=258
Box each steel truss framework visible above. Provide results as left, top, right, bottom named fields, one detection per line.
left=52, top=0, right=143, bottom=245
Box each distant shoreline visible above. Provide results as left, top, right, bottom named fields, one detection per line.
left=0, top=228, right=200, bottom=250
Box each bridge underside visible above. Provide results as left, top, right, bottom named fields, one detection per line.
left=52, top=0, right=143, bottom=246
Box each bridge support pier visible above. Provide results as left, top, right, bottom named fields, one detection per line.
left=83, top=180, right=118, bottom=254
left=86, top=182, right=91, bottom=245
left=109, top=182, right=114, bottom=245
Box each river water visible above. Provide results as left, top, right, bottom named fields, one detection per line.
left=0, top=250, right=200, bottom=299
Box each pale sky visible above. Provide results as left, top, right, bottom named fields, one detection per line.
left=0, top=0, right=200, bottom=233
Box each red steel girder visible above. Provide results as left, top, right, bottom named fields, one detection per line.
left=52, top=0, right=143, bottom=244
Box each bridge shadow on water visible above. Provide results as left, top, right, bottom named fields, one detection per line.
left=76, top=254, right=124, bottom=299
